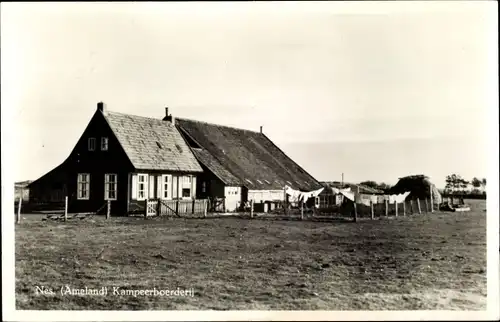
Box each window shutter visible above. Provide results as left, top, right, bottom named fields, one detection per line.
left=131, top=174, right=137, bottom=200
left=165, top=175, right=171, bottom=199
left=148, top=175, right=154, bottom=199
left=157, top=176, right=162, bottom=198
left=144, top=175, right=149, bottom=199
left=191, top=176, right=196, bottom=198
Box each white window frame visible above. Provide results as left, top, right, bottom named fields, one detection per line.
left=182, top=187, right=191, bottom=199
left=88, top=138, right=96, bottom=151
left=77, top=173, right=90, bottom=200
left=137, top=174, right=148, bottom=201
left=161, top=175, right=172, bottom=200
left=104, top=173, right=117, bottom=200
left=101, top=137, right=109, bottom=151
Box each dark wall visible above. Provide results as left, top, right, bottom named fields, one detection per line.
left=28, top=164, right=68, bottom=203
left=195, top=164, right=225, bottom=199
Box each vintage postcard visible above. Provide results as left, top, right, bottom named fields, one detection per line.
left=1, top=1, right=498, bottom=321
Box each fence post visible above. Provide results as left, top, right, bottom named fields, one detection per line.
left=301, top=201, right=304, bottom=221
left=283, top=187, right=287, bottom=216
left=144, top=198, right=148, bottom=218
left=409, top=199, right=414, bottom=214
left=16, top=197, right=22, bottom=224
left=424, top=198, right=429, bottom=213
left=192, top=198, right=195, bottom=215
left=203, top=199, right=207, bottom=218
left=394, top=200, right=398, bottom=217
left=370, top=200, right=374, bottom=220
left=353, top=202, right=357, bottom=222
left=157, top=200, right=161, bottom=216
left=250, top=200, right=254, bottom=219
left=403, top=200, right=406, bottom=216
left=106, top=200, right=111, bottom=219
left=417, top=198, right=422, bottom=214
left=385, top=199, right=388, bottom=217
left=64, top=196, right=68, bottom=221
left=430, top=185, right=434, bottom=212
left=175, top=199, right=180, bottom=216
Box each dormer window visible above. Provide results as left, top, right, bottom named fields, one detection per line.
left=88, top=138, right=96, bottom=151
left=101, top=137, right=109, bottom=151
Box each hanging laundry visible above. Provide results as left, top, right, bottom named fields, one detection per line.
left=330, top=187, right=351, bottom=195
left=358, top=194, right=373, bottom=207
left=300, top=187, right=325, bottom=201
left=394, top=191, right=410, bottom=203
left=285, top=185, right=302, bottom=202
left=340, top=190, right=355, bottom=202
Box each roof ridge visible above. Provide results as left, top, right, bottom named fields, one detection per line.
left=176, top=117, right=262, bottom=135
left=105, top=110, right=167, bottom=123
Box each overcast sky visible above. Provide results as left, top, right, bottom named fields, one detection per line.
left=2, top=2, right=497, bottom=188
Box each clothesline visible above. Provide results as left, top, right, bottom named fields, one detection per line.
left=284, top=185, right=324, bottom=202
left=339, top=190, right=411, bottom=206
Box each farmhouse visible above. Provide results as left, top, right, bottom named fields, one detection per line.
left=317, top=181, right=385, bottom=207
left=28, top=102, right=321, bottom=214
left=29, top=102, right=203, bottom=215
left=175, top=115, right=322, bottom=211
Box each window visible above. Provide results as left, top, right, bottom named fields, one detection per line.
left=77, top=174, right=90, bottom=200
left=184, top=176, right=192, bottom=184
left=137, top=174, right=148, bottom=200
left=88, top=138, right=96, bottom=151
left=101, top=137, right=109, bottom=151
left=162, top=175, right=171, bottom=199
left=104, top=174, right=117, bottom=200
left=182, top=188, right=191, bottom=198
left=201, top=181, right=207, bottom=193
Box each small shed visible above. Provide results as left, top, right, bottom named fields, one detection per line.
left=389, top=175, right=442, bottom=204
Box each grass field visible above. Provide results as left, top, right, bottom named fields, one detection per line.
left=15, top=200, right=487, bottom=310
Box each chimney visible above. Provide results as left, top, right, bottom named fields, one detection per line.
left=162, top=106, right=175, bottom=124
left=97, top=101, right=106, bottom=113
left=260, top=125, right=263, bottom=133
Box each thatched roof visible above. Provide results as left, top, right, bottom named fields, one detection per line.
left=390, top=175, right=442, bottom=203
left=175, top=118, right=322, bottom=191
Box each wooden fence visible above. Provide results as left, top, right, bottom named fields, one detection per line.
left=16, top=196, right=110, bottom=224
left=144, top=198, right=208, bottom=218
left=350, top=197, right=436, bottom=222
